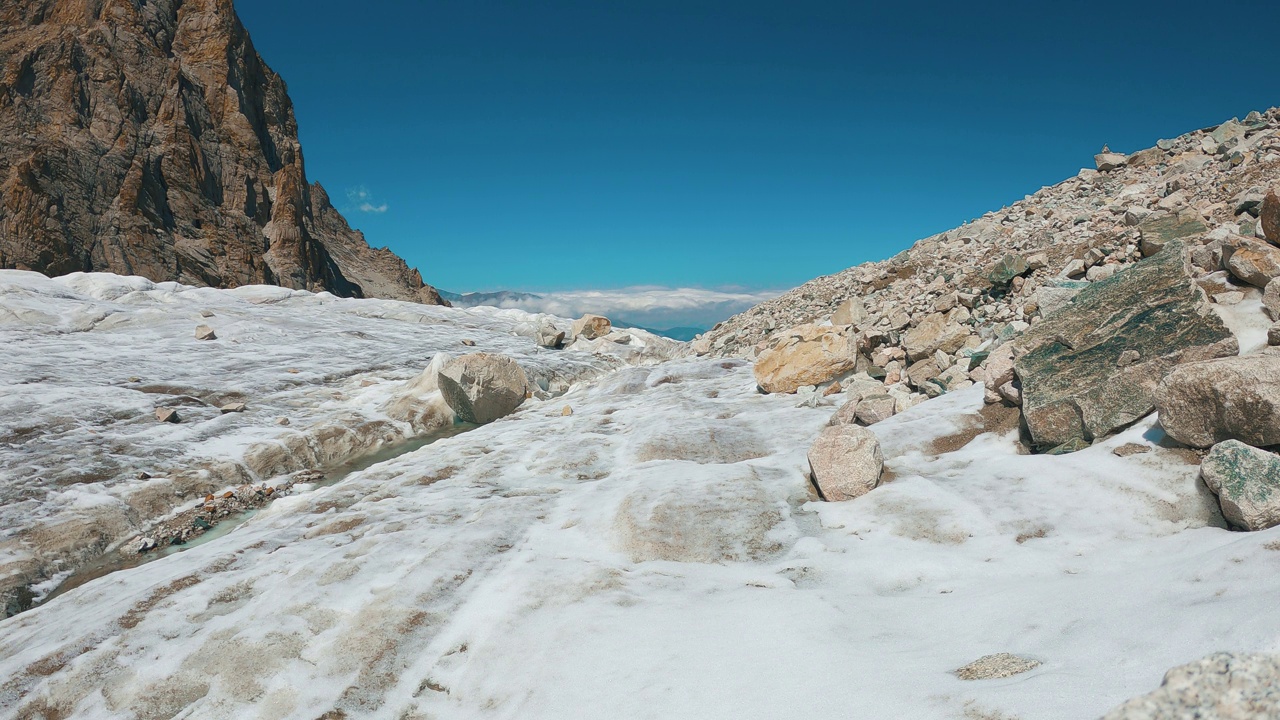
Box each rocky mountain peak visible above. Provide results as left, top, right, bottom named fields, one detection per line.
left=0, top=0, right=446, bottom=304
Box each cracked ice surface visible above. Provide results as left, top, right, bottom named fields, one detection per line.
left=3, top=272, right=1280, bottom=719
left=0, top=271, right=678, bottom=602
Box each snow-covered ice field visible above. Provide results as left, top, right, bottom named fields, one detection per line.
left=2, top=271, right=1280, bottom=719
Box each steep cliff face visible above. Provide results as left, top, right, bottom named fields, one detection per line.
left=0, top=0, right=446, bottom=304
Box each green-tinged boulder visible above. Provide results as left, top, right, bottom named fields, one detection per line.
left=1200, top=440, right=1280, bottom=531
left=1012, top=240, right=1237, bottom=451
left=987, top=253, right=1029, bottom=285
left=1138, top=210, right=1207, bottom=257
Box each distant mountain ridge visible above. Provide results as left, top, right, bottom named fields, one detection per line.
left=0, top=0, right=445, bottom=304
left=440, top=288, right=706, bottom=340
left=439, top=290, right=545, bottom=306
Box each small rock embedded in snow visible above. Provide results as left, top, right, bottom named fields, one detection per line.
left=561, top=406, right=573, bottom=416
left=199, top=309, right=215, bottom=318
left=807, top=424, right=883, bottom=501
left=953, top=653, right=1042, bottom=680
left=1212, top=290, right=1245, bottom=305
left=1112, top=443, right=1150, bottom=457
left=194, top=324, right=217, bottom=341
left=275, top=417, right=290, bottom=426
left=155, top=407, right=180, bottom=423
left=461, top=339, right=477, bottom=347
left=219, top=403, right=246, bottom=414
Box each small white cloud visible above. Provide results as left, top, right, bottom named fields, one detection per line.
left=346, top=186, right=389, bottom=214
left=465, top=287, right=781, bottom=330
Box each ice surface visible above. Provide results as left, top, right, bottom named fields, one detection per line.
left=0, top=271, right=679, bottom=602
left=2, top=271, right=1280, bottom=719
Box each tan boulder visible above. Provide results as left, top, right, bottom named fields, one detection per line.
left=982, top=344, right=1018, bottom=405
left=903, top=310, right=970, bottom=361
left=1224, top=237, right=1280, bottom=288
left=1094, top=152, right=1128, bottom=171
left=438, top=353, right=530, bottom=424
left=1264, top=278, right=1280, bottom=321
left=831, top=297, right=868, bottom=327
left=1262, top=190, right=1280, bottom=245
left=807, top=425, right=883, bottom=501
left=855, top=394, right=897, bottom=424
left=571, top=314, right=612, bottom=340
left=1155, top=352, right=1280, bottom=448
left=753, top=324, right=856, bottom=394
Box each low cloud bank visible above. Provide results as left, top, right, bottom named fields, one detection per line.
left=453, top=286, right=781, bottom=332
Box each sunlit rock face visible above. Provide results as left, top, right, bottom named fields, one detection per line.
left=0, top=0, right=445, bottom=304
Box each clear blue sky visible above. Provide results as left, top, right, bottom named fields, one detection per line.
left=236, top=0, right=1280, bottom=294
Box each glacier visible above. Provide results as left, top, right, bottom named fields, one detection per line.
left=1, top=271, right=1279, bottom=719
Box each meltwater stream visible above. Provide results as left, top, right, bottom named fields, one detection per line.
left=39, top=422, right=477, bottom=607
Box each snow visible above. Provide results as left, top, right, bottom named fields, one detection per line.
left=3, top=271, right=1280, bottom=719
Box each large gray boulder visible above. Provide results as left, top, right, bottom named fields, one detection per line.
left=1102, top=652, right=1280, bottom=719
left=1200, top=440, right=1280, bottom=531
left=438, top=353, right=530, bottom=424
left=1012, top=241, right=1237, bottom=450
left=807, top=425, right=883, bottom=501
left=1155, top=353, right=1280, bottom=448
